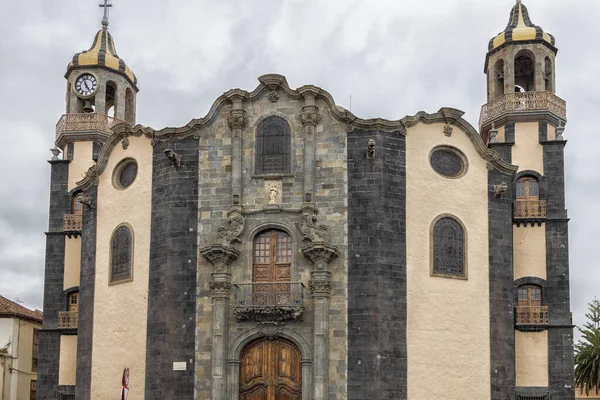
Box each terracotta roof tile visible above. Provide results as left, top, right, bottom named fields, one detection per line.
left=0, top=296, right=43, bottom=323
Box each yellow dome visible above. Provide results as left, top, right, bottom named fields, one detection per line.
left=67, top=21, right=137, bottom=88
left=488, top=0, right=556, bottom=52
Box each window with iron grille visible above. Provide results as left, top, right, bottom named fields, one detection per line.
left=255, top=116, right=291, bottom=175
left=31, top=330, right=39, bottom=372
left=110, top=225, right=133, bottom=284
left=432, top=216, right=466, bottom=278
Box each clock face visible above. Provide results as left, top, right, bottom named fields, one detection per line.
left=74, top=74, right=98, bottom=97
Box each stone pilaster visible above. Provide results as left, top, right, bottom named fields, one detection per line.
left=226, top=92, right=247, bottom=206
left=200, top=211, right=243, bottom=400
left=299, top=87, right=321, bottom=203
left=303, top=242, right=338, bottom=400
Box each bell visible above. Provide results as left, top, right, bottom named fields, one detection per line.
left=82, top=100, right=94, bottom=113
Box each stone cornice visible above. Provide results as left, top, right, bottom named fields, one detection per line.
left=75, top=73, right=517, bottom=190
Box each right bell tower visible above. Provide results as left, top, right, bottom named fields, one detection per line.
left=481, top=1, right=574, bottom=400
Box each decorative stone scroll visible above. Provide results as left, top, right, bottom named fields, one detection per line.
left=227, top=112, right=248, bottom=132
left=215, top=206, right=245, bottom=248
left=300, top=107, right=322, bottom=129
left=299, top=207, right=330, bottom=245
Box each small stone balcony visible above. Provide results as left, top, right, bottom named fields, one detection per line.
left=479, top=91, right=566, bottom=133
left=55, top=113, right=128, bottom=139
left=57, top=311, right=79, bottom=329
left=233, top=282, right=305, bottom=324
left=515, top=306, right=548, bottom=331
left=63, top=214, right=82, bottom=236
left=514, top=200, right=546, bottom=226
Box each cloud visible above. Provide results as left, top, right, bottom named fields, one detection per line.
left=0, top=0, right=598, bottom=339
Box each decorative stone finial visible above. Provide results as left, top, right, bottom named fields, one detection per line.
left=555, top=122, right=565, bottom=140
left=50, top=147, right=61, bottom=161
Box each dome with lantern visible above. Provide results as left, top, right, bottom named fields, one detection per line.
left=66, top=19, right=137, bottom=89
left=488, top=0, right=556, bottom=53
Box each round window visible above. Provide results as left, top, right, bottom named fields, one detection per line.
left=430, top=147, right=467, bottom=178
left=113, top=159, right=138, bottom=189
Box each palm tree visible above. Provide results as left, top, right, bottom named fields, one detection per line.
left=575, top=299, right=600, bottom=396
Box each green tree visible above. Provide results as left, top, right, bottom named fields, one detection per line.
left=575, top=298, right=600, bottom=395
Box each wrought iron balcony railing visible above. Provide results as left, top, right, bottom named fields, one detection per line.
left=514, top=200, right=546, bottom=219
left=479, top=91, right=566, bottom=129
left=55, top=113, right=128, bottom=138
left=58, top=311, right=79, bottom=329
left=233, top=282, right=305, bottom=323
left=63, top=214, right=82, bottom=232
left=515, top=306, right=548, bottom=326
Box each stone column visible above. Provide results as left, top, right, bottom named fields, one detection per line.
left=299, top=88, right=321, bottom=203
left=200, top=245, right=240, bottom=400
left=302, top=242, right=339, bottom=400
left=226, top=92, right=247, bottom=206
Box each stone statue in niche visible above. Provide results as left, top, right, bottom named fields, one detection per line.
left=265, top=181, right=282, bottom=205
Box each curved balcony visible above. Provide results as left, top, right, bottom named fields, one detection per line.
left=479, top=91, right=566, bottom=133
left=233, top=282, right=305, bottom=324
left=55, top=113, right=129, bottom=145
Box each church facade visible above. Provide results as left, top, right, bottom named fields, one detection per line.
left=38, top=2, right=574, bottom=399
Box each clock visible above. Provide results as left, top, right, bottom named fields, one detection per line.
left=74, top=73, right=98, bottom=97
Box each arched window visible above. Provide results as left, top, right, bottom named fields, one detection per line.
left=518, top=285, right=542, bottom=307
left=516, top=176, right=539, bottom=200
left=255, top=116, right=291, bottom=175
left=493, top=59, right=505, bottom=98
left=514, top=51, right=535, bottom=92
left=432, top=216, right=466, bottom=278
left=253, top=229, right=292, bottom=283
left=71, top=193, right=82, bottom=215
left=252, top=229, right=293, bottom=306
left=110, top=225, right=133, bottom=284
left=544, top=57, right=553, bottom=92
left=68, top=292, right=79, bottom=312
left=106, top=81, right=117, bottom=117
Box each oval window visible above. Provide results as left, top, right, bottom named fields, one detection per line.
left=113, top=159, right=138, bottom=190
left=430, top=147, right=467, bottom=178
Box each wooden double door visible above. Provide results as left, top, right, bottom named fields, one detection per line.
left=240, top=338, right=302, bottom=400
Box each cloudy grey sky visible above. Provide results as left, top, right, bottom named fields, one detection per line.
left=1, top=0, right=598, bottom=329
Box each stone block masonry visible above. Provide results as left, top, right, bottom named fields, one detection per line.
left=145, top=137, right=198, bottom=399
left=347, top=129, right=407, bottom=400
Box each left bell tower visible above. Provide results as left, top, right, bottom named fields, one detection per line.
left=39, top=2, right=138, bottom=399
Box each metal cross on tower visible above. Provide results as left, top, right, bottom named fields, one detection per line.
left=99, top=0, right=112, bottom=26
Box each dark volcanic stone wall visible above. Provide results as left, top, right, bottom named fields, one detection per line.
left=39, top=160, right=70, bottom=399
left=488, top=165, right=516, bottom=400
left=145, top=137, right=198, bottom=399
left=543, top=139, right=575, bottom=400
left=75, top=185, right=98, bottom=400
left=347, top=130, right=407, bottom=400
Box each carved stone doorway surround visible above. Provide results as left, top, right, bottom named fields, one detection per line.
left=200, top=204, right=338, bottom=400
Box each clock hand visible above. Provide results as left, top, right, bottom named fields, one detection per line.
left=84, top=81, right=91, bottom=91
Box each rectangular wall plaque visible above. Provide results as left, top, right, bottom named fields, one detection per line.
left=173, top=362, right=187, bottom=371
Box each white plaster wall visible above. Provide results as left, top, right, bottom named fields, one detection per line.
left=512, top=122, right=544, bottom=173
left=59, top=336, right=78, bottom=385
left=406, top=122, right=490, bottom=400
left=515, top=330, right=548, bottom=386
left=90, top=135, right=152, bottom=400
left=64, top=236, right=81, bottom=289
left=0, top=319, right=14, bottom=353
left=68, top=141, right=94, bottom=191
left=514, top=225, right=547, bottom=280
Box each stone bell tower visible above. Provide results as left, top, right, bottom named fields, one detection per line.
left=481, top=1, right=573, bottom=399
left=38, top=2, right=139, bottom=399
